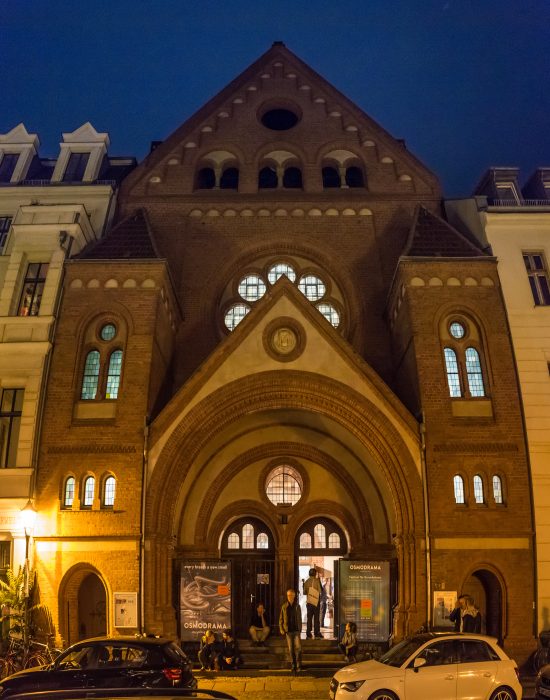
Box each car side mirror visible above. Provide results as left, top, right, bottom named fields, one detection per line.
left=413, top=657, right=427, bottom=672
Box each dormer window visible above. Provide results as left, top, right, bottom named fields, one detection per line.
left=62, top=152, right=90, bottom=183
left=0, top=153, right=19, bottom=183
left=495, top=182, right=520, bottom=204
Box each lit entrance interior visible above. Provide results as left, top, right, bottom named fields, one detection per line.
left=295, top=518, right=347, bottom=638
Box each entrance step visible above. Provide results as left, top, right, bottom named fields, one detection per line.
left=237, top=637, right=346, bottom=671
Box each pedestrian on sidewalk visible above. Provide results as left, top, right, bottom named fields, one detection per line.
left=216, top=629, right=241, bottom=670
left=198, top=629, right=217, bottom=671
left=339, top=622, right=358, bottom=664
left=449, top=594, right=482, bottom=633
left=279, top=588, right=303, bottom=672
left=303, top=567, right=322, bottom=638
left=249, top=602, right=270, bottom=646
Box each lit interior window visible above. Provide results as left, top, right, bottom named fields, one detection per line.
left=83, top=476, right=95, bottom=507
left=257, top=532, right=269, bottom=549
left=242, top=523, right=254, bottom=548
left=266, top=465, right=302, bottom=506
left=473, top=475, right=484, bottom=504
left=104, top=476, right=116, bottom=507
left=449, top=322, right=465, bottom=339
left=298, top=275, right=326, bottom=301
left=316, top=302, right=340, bottom=327
left=100, top=323, right=117, bottom=341
left=224, top=303, right=250, bottom=331
left=228, top=533, right=239, bottom=549
left=328, top=532, right=341, bottom=548
left=300, top=532, right=312, bottom=549
left=313, top=523, right=326, bottom=548
left=64, top=477, right=75, bottom=508
left=238, top=275, right=266, bottom=301
left=492, top=475, right=503, bottom=504
left=453, top=475, right=465, bottom=504
left=268, top=263, right=297, bottom=284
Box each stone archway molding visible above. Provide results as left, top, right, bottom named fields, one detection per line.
left=57, top=563, right=110, bottom=647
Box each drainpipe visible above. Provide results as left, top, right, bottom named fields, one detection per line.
left=139, top=420, right=149, bottom=634
left=420, top=413, right=432, bottom=629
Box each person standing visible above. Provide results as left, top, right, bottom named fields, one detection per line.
left=279, top=589, right=303, bottom=672
left=319, top=580, right=328, bottom=628
left=249, top=602, right=270, bottom=646
left=449, top=594, right=482, bottom=633
left=303, top=567, right=322, bottom=639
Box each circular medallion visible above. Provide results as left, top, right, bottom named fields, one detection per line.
left=263, top=318, right=305, bottom=362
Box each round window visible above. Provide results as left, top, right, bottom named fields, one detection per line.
left=261, top=108, right=299, bottom=131
left=298, top=275, right=326, bottom=301
left=449, top=321, right=466, bottom=339
left=316, top=303, right=340, bottom=328
left=266, top=465, right=302, bottom=506
left=100, top=323, right=117, bottom=341
left=238, top=275, right=267, bottom=302
left=224, top=303, right=250, bottom=331
left=268, top=262, right=297, bottom=284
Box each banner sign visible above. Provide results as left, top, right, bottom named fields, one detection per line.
left=338, top=560, right=390, bottom=642
left=180, top=560, right=231, bottom=641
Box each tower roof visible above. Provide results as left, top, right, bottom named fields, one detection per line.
left=403, top=206, right=487, bottom=258
left=78, top=209, right=161, bottom=260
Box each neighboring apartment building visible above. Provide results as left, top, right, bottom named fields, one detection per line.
left=32, top=44, right=536, bottom=662
left=446, top=167, right=550, bottom=636
left=0, top=122, right=135, bottom=579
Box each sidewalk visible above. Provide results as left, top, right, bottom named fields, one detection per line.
left=195, top=669, right=538, bottom=699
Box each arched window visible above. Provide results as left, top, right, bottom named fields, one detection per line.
left=228, top=533, right=240, bottom=549
left=196, top=167, right=215, bottom=189
left=106, top=350, right=123, bottom=399
left=82, top=476, right=95, bottom=508
left=322, top=166, right=340, bottom=188
left=328, top=533, right=341, bottom=548
left=465, top=348, right=485, bottom=397
left=81, top=350, right=100, bottom=400
left=63, top=477, right=75, bottom=508
left=492, top=475, right=503, bottom=504
left=265, top=465, right=302, bottom=506
left=242, top=523, right=254, bottom=549
left=314, top=524, right=326, bottom=548
left=345, top=166, right=364, bottom=188
left=257, top=532, right=269, bottom=549
left=444, top=348, right=462, bottom=397
left=283, top=167, right=302, bottom=188
left=220, top=167, right=239, bottom=190
left=103, top=476, right=116, bottom=507
left=453, top=475, right=465, bottom=504
left=300, top=533, right=312, bottom=549
left=473, top=475, right=484, bottom=504
left=258, top=166, right=277, bottom=189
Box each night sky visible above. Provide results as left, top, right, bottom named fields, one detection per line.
left=2, top=0, right=549, bottom=196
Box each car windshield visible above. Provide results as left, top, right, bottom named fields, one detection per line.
left=378, top=637, right=429, bottom=667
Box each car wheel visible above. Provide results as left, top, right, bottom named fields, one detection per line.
left=489, top=687, right=516, bottom=700
left=368, top=691, right=398, bottom=700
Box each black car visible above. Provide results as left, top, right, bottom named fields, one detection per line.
left=0, top=637, right=196, bottom=698
left=536, top=662, right=550, bottom=699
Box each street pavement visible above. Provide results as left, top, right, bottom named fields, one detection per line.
left=195, top=669, right=537, bottom=699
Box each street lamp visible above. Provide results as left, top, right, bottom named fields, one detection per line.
left=20, top=499, right=37, bottom=648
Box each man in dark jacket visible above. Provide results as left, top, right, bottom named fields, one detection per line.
left=449, top=595, right=482, bottom=633
left=216, top=629, right=241, bottom=670
left=279, top=589, right=303, bottom=671
left=302, top=567, right=322, bottom=638
left=249, top=602, right=270, bottom=646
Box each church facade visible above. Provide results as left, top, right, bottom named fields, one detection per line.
left=31, top=44, right=535, bottom=660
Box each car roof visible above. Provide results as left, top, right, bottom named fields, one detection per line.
left=409, top=632, right=501, bottom=644
left=69, top=636, right=174, bottom=646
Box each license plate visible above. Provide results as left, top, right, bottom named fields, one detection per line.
left=539, top=687, right=550, bottom=698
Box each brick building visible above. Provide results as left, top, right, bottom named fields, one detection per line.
left=33, top=44, right=535, bottom=660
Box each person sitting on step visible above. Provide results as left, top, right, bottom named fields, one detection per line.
left=249, top=602, right=270, bottom=646
left=339, top=622, right=358, bottom=664
left=216, top=629, right=241, bottom=670
left=198, top=629, right=217, bottom=671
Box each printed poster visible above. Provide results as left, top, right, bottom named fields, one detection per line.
left=338, top=560, right=390, bottom=642
left=180, top=560, right=231, bottom=641
left=114, top=592, right=138, bottom=628
left=433, top=591, right=457, bottom=628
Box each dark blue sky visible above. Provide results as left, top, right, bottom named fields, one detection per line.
left=2, top=0, right=549, bottom=196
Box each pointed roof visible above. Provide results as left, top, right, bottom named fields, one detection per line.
left=402, top=206, right=487, bottom=258
left=78, top=209, right=162, bottom=260
left=122, top=42, right=439, bottom=192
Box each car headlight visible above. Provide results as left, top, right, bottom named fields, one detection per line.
left=339, top=680, right=365, bottom=692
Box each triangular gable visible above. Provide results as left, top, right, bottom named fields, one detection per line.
left=0, top=123, right=39, bottom=147
left=78, top=209, right=162, bottom=260
left=123, top=43, right=439, bottom=193
left=150, top=276, right=419, bottom=455
left=62, top=122, right=110, bottom=146
left=402, top=205, right=487, bottom=258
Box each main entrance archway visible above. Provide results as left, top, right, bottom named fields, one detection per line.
left=221, top=517, right=275, bottom=637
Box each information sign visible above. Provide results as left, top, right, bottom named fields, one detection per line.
left=338, top=560, right=390, bottom=642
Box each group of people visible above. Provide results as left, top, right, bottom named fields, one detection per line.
left=198, top=629, right=240, bottom=671
left=449, top=594, right=482, bottom=633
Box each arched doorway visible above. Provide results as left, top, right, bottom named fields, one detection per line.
left=463, top=569, right=503, bottom=641
left=295, top=517, right=347, bottom=636
left=221, top=517, right=275, bottom=637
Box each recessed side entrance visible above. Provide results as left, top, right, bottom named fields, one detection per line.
left=295, top=517, right=347, bottom=637
left=59, top=566, right=108, bottom=645
left=463, top=568, right=503, bottom=641
left=222, top=517, right=275, bottom=637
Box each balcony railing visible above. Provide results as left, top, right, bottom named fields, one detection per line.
left=0, top=179, right=116, bottom=187
left=488, top=198, right=550, bottom=207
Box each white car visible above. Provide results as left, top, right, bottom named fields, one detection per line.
left=329, top=633, right=522, bottom=700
